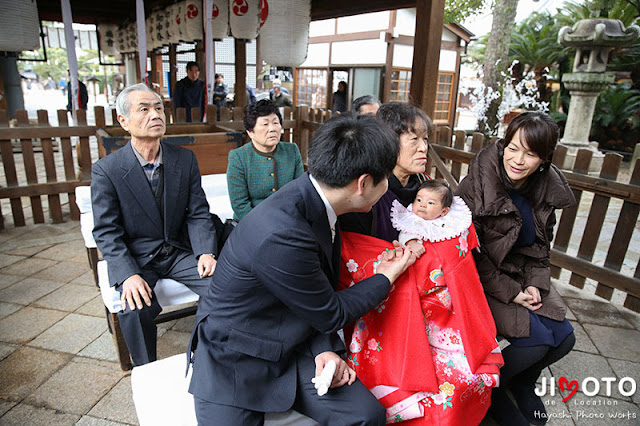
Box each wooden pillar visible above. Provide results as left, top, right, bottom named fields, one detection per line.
left=383, top=11, right=396, bottom=103
left=234, top=39, right=247, bottom=110
left=196, top=40, right=205, bottom=74
left=150, top=51, right=163, bottom=93
left=169, top=44, right=177, bottom=96
left=409, top=0, right=445, bottom=118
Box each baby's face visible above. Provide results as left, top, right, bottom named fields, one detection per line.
left=412, top=188, right=448, bottom=220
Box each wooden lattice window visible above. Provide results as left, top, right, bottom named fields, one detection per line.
left=390, top=69, right=411, bottom=102
left=296, top=68, right=328, bottom=109
left=435, top=72, right=454, bottom=122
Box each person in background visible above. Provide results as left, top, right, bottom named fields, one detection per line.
left=212, top=73, right=228, bottom=120
left=173, top=61, right=205, bottom=122
left=332, top=81, right=348, bottom=113
left=66, top=70, right=88, bottom=111
left=272, top=84, right=293, bottom=108
left=269, top=78, right=289, bottom=100
left=351, top=95, right=380, bottom=116
left=246, top=84, right=257, bottom=104
left=226, top=99, right=303, bottom=221
left=456, top=111, right=577, bottom=426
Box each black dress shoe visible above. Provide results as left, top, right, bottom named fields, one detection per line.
left=512, top=384, right=548, bottom=425
left=489, top=388, right=530, bottom=426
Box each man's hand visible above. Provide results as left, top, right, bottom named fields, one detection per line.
left=314, top=351, right=356, bottom=389
left=121, top=274, right=153, bottom=311
left=197, top=254, right=217, bottom=278
left=513, top=289, right=542, bottom=311
left=375, top=241, right=417, bottom=284
left=405, top=239, right=426, bottom=258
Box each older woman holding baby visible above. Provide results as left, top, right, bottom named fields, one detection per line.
left=338, top=102, right=502, bottom=425
left=457, top=111, right=576, bottom=426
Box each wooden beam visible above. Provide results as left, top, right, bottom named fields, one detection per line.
left=169, top=44, right=177, bottom=97
left=409, top=0, right=445, bottom=119
left=310, top=0, right=415, bottom=20
left=234, top=39, right=247, bottom=110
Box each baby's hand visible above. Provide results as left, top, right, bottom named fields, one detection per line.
left=406, top=239, right=425, bottom=258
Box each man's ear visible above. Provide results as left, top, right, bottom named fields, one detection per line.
left=356, top=174, right=369, bottom=195
left=117, top=114, right=128, bottom=132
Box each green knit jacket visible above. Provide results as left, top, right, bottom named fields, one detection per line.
left=226, top=141, right=304, bottom=221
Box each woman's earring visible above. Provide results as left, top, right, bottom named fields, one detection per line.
left=539, top=165, right=545, bottom=172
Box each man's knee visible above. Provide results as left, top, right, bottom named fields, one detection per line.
left=349, top=396, right=386, bottom=426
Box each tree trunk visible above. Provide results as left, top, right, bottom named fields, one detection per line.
left=479, top=0, right=519, bottom=135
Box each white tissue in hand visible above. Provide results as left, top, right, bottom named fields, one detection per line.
left=311, top=360, right=337, bottom=396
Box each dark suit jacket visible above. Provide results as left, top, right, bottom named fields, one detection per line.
left=91, top=141, right=216, bottom=286
left=188, top=173, right=391, bottom=412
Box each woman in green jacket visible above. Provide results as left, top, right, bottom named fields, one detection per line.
left=227, top=99, right=304, bottom=221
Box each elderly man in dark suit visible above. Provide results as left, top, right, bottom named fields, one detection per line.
left=91, top=83, right=217, bottom=366
left=188, top=114, right=417, bottom=425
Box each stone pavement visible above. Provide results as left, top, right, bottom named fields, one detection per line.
left=0, top=221, right=638, bottom=425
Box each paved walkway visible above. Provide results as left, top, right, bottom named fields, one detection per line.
left=0, top=221, right=638, bottom=425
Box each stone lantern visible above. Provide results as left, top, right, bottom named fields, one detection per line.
left=558, top=19, right=639, bottom=170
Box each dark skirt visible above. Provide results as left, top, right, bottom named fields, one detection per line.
left=507, top=311, right=574, bottom=348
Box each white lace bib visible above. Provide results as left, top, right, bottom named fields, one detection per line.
left=390, top=196, right=472, bottom=243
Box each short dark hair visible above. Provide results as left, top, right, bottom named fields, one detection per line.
left=243, top=99, right=283, bottom=132
left=503, top=111, right=559, bottom=162
left=351, top=95, right=380, bottom=114
left=215, top=73, right=223, bottom=79
left=186, top=61, right=199, bottom=72
left=307, top=115, right=399, bottom=188
left=377, top=102, right=432, bottom=138
left=417, top=180, right=453, bottom=208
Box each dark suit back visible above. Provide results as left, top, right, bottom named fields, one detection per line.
left=189, top=173, right=391, bottom=412
left=91, top=142, right=215, bottom=286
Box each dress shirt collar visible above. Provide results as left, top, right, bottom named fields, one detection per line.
left=131, top=142, right=163, bottom=167
left=309, top=174, right=337, bottom=232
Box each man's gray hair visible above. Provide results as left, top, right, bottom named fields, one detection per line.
left=116, top=83, right=162, bottom=118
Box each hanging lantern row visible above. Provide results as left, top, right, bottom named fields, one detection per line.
left=96, top=0, right=310, bottom=67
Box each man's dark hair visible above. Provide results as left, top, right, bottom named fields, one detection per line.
left=417, top=179, right=453, bottom=208
left=215, top=73, right=223, bottom=79
left=308, top=115, right=399, bottom=188
left=186, top=61, right=199, bottom=72
left=351, top=95, right=380, bottom=114
left=377, top=102, right=432, bottom=138
left=243, top=99, right=283, bottom=132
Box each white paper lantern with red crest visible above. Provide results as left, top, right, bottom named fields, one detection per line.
left=211, top=0, right=229, bottom=40
left=259, top=0, right=310, bottom=66
left=98, top=24, right=118, bottom=56
left=229, top=0, right=261, bottom=40
left=185, top=0, right=204, bottom=41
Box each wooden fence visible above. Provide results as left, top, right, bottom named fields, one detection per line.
left=0, top=106, right=638, bottom=313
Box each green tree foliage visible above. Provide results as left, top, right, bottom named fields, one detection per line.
left=591, top=82, right=640, bottom=152
left=444, top=0, right=486, bottom=24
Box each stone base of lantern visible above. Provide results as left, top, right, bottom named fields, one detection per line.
left=558, top=140, right=604, bottom=173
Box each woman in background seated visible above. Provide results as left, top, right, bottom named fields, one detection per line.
left=457, top=111, right=576, bottom=426
left=227, top=99, right=304, bottom=221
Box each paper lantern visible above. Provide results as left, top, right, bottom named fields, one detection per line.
left=259, top=0, right=310, bottom=66
left=116, top=25, right=128, bottom=53
left=229, top=0, right=261, bottom=40
left=98, top=24, right=118, bottom=56
left=0, top=0, right=40, bottom=51
left=156, top=8, right=172, bottom=46
left=211, top=0, right=229, bottom=40
left=146, top=15, right=156, bottom=50
left=185, top=0, right=204, bottom=41
left=127, top=22, right=138, bottom=53
left=259, top=0, right=268, bottom=27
